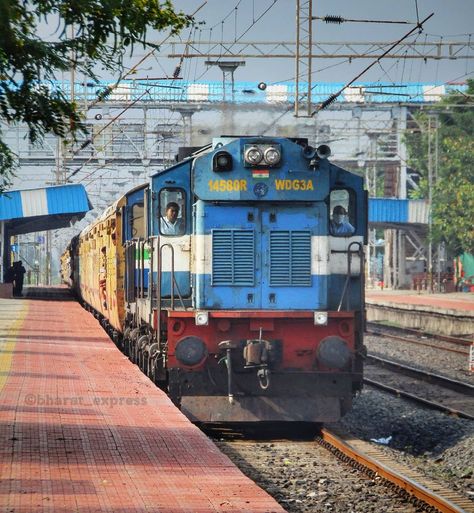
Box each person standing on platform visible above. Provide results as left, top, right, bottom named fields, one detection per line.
left=13, top=261, right=26, bottom=296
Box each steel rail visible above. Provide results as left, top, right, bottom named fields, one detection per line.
left=363, top=378, right=474, bottom=421
left=367, top=322, right=473, bottom=347
left=366, top=324, right=471, bottom=355
left=366, top=354, right=474, bottom=396
left=320, top=429, right=473, bottom=513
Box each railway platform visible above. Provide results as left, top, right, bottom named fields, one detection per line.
left=0, top=287, right=285, bottom=513
left=366, top=289, right=474, bottom=337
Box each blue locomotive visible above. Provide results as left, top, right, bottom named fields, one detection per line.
left=64, top=135, right=367, bottom=423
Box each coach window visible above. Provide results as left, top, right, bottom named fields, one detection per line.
left=159, top=189, right=186, bottom=236
left=329, top=189, right=356, bottom=236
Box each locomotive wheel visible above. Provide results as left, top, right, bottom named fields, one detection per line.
left=129, top=328, right=141, bottom=364
left=137, top=335, right=150, bottom=373
left=142, top=351, right=149, bottom=375
left=122, top=337, right=130, bottom=356
left=122, top=327, right=132, bottom=356
left=147, top=356, right=154, bottom=381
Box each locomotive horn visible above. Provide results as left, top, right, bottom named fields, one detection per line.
left=316, top=144, right=331, bottom=159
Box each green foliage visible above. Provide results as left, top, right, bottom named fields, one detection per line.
left=0, top=0, right=191, bottom=186
left=405, top=80, right=474, bottom=255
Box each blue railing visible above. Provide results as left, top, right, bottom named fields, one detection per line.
left=51, top=80, right=465, bottom=105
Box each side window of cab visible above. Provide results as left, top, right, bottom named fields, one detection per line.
left=329, top=189, right=355, bottom=236
left=131, top=202, right=145, bottom=238
left=159, top=189, right=186, bottom=236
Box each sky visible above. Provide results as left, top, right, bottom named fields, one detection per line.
left=131, top=0, right=474, bottom=86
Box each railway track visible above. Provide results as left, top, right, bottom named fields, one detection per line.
left=366, top=322, right=472, bottom=355
left=212, top=425, right=474, bottom=513
left=364, top=354, right=474, bottom=420
left=318, top=428, right=474, bottom=513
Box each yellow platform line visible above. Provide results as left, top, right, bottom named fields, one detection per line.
left=0, top=300, right=28, bottom=394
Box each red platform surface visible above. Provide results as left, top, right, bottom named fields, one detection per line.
left=366, top=290, right=474, bottom=313
left=0, top=296, right=285, bottom=513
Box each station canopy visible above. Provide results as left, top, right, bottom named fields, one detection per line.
left=0, top=184, right=92, bottom=235
left=368, top=198, right=429, bottom=229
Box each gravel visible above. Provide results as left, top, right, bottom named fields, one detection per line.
left=365, top=330, right=474, bottom=385
left=215, top=438, right=421, bottom=513
left=341, top=330, right=474, bottom=501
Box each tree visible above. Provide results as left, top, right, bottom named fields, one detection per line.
left=0, top=0, right=191, bottom=189
left=405, top=79, right=474, bottom=256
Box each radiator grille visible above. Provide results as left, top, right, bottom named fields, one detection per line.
left=212, top=230, right=255, bottom=285
left=270, top=231, right=311, bottom=286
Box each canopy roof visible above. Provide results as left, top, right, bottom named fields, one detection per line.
left=0, top=184, right=92, bottom=235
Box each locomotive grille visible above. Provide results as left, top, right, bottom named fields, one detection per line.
left=270, top=231, right=312, bottom=286
left=212, top=229, right=255, bottom=285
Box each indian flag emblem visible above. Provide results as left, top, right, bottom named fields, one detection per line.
left=252, top=169, right=269, bottom=179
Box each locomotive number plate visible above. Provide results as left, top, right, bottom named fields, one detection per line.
left=274, top=179, right=314, bottom=191
left=208, top=179, right=248, bottom=192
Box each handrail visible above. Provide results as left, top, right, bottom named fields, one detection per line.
left=139, top=239, right=144, bottom=299
left=148, top=239, right=154, bottom=326
left=158, top=243, right=176, bottom=310
left=337, top=241, right=364, bottom=312
left=155, top=241, right=187, bottom=346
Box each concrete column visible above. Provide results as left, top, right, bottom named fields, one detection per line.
left=383, top=229, right=393, bottom=289
left=395, top=106, right=408, bottom=199
left=398, top=230, right=407, bottom=288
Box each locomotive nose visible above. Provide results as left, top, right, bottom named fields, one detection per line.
left=317, top=336, right=352, bottom=369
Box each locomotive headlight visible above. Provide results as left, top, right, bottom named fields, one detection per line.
left=175, top=336, right=208, bottom=366
left=195, top=311, right=209, bottom=326
left=244, top=145, right=263, bottom=165
left=213, top=150, right=233, bottom=172
left=263, top=146, right=281, bottom=166
left=317, top=336, right=351, bottom=370
left=314, top=311, right=328, bottom=326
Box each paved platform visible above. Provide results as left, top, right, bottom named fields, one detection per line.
left=366, top=290, right=474, bottom=313
left=0, top=293, right=285, bottom=513
left=365, top=290, right=474, bottom=337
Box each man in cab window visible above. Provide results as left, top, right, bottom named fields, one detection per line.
left=160, top=202, right=185, bottom=236
left=330, top=205, right=355, bottom=236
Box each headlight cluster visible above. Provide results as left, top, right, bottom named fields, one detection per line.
left=243, top=143, right=282, bottom=167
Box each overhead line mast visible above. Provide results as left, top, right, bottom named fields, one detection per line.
left=295, top=0, right=313, bottom=117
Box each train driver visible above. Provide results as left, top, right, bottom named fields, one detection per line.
left=330, top=205, right=355, bottom=236
left=160, top=201, right=185, bottom=236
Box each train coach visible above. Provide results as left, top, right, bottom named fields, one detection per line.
left=63, top=135, right=367, bottom=424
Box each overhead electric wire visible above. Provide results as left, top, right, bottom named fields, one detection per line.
left=313, top=15, right=414, bottom=25
left=65, top=4, right=206, bottom=184
left=83, top=2, right=206, bottom=113
left=67, top=88, right=152, bottom=179
left=311, top=12, right=434, bottom=116
left=194, top=0, right=280, bottom=82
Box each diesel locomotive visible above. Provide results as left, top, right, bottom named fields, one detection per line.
left=62, top=136, right=368, bottom=423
